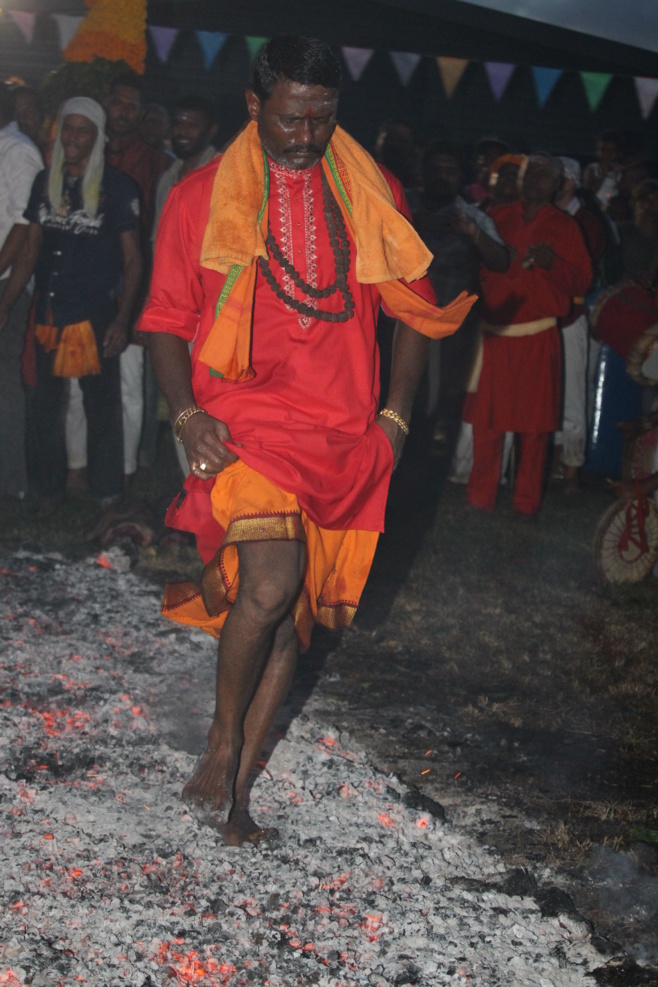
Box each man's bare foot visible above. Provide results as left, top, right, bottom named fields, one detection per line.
left=182, top=739, right=238, bottom=819
left=221, top=807, right=279, bottom=847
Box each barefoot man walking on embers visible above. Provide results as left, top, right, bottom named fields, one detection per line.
left=140, top=37, right=475, bottom=845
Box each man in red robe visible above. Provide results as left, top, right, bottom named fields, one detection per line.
left=139, top=37, right=473, bottom=845
left=466, top=153, right=592, bottom=518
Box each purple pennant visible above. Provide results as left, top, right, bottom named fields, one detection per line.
left=148, top=25, right=179, bottom=64
left=485, top=62, right=515, bottom=101
left=342, top=46, right=374, bottom=82
left=390, top=51, right=422, bottom=86
left=8, top=10, right=36, bottom=44
left=635, top=77, right=658, bottom=120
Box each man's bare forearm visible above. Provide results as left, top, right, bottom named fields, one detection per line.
left=0, top=223, right=41, bottom=324
left=386, top=319, right=430, bottom=422
left=0, top=224, right=29, bottom=280
left=148, top=331, right=196, bottom=420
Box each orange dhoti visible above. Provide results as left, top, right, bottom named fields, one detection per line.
left=161, top=461, right=379, bottom=651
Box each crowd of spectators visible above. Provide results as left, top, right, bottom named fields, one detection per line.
left=1, top=73, right=657, bottom=523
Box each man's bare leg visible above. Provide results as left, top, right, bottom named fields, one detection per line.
left=223, top=615, right=298, bottom=845
left=182, top=539, right=305, bottom=831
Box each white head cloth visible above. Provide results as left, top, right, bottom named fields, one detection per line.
left=558, top=156, right=582, bottom=185
left=48, top=96, right=106, bottom=218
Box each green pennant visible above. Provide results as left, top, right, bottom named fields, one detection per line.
left=580, top=72, right=612, bottom=111
left=245, top=35, right=270, bottom=62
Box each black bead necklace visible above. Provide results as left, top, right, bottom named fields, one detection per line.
left=259, top=170, right=355, bottom=322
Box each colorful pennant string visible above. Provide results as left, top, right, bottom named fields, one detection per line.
left=437, top=56, right=469, bottom=98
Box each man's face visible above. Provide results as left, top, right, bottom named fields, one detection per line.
left=424, top=153, right=462, bottom=203
left=15, top=92, right=43, bottom=143
left=633, top=189, right=658, bottom=227
left=596, top=139, right=619, bottom=167
left=61, top=113, right=97, bottom=171
left=140, top=105, right=170, bottom=149
left=522, top=157, right=560, bottom=206
left=105, top=84, right=142, bottom=139
left=171, top=109, right=216, bottom=160
left=494, top=163, right=520, bottom=202
left=246, top=79, right=338, bottom=170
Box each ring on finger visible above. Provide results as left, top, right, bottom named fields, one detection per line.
left=199, top=461, right=208, bottom=471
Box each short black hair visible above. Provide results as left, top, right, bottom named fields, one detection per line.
left=110, top=72, right=143, bottom=97
left=175, top=95, right=215, bottom=125
left=251, top=36, right=341, bottom=103
left=424, top=139, right=467, bottom=172
left=597, top=130, right=621, bottom=147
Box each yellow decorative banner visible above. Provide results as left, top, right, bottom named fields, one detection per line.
left=437, top=56, right=469, bottom=98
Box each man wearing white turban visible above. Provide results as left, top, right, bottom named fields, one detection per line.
left=1, top=96, right=143, bottom=512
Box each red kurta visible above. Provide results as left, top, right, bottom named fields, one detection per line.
left=106, top=134, right=170, bottom=232
left=139, top=158, right=435, bottom=551
left=470, top=201, right=592, bottom=433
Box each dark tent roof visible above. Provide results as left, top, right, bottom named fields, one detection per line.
left=146, top=0, right=658, bottom=76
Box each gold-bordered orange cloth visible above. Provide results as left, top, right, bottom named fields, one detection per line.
left=35, top=320, right=101, bottom=377
left=161, top=460, right=379, bottom=651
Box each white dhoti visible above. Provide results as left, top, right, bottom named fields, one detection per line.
left=120, top=344, right=144, bottom=476
left=555, top=314, right=589, bottom=468
left=65, top=378, right=87, bottom=470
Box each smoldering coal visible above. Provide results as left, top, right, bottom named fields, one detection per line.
left=0, top=550, right=622, bottom=986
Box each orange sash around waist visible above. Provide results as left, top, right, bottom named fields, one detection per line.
left=36, top=320, right=101, bottom=377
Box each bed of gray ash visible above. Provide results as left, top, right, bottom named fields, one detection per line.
left=0, top=549, right=648, bottom=987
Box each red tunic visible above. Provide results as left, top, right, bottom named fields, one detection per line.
left=139, top=158, right=435, bottom=537
left=470, top=201, right=592, bottom=433
left=106, top=134, right=169, bottom=232
left=480, top=201, right=592, bottom=327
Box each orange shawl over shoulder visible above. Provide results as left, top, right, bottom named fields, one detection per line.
left=197, top=122, right=476, bottom=383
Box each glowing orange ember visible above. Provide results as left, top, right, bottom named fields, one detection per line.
left=378, top=813, right=396, bottom=828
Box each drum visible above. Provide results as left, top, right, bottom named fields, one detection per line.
left=590, top=280, right=658, bottom=385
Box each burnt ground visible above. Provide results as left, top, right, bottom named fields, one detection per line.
left=2, top=427, right=658, bottom=981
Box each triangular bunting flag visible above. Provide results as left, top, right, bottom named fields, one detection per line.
left=53, top=14, right=84, bottom=52
left=485, top=62, right=515, bottom=101
left=342, top=46, right=374, bottom=82
left=634, top=77, right=658, bottom=120
left=246, top=36, right=269, bottom=62
left=8, top=10, right=36, bottom=44
left=580, top=72, right=612, bottom=111
left=390, top=51, right=422, bottom=86
left=531, top=67, right=562, bottom=107
left=196, top=31, right=229, bottom=69
left=436, top=56, right=469, bottom=98
left=148, top=25, right=179, bottom=63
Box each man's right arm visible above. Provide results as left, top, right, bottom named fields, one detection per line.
left=0, top=222, right=42, bottom=332
left=142, top=173, right=240, bottom=479
left=0, top=222, right=28, bottom=279
left=148, top=332, right=239, bottom=479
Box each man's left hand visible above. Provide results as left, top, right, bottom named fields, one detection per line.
left=376, top=413, right=407, bottom=471
left=102, top=319, right=129, bottom=359
left=524, top=243, right=555, bottom=270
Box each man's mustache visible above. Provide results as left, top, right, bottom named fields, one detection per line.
left=285, top=144, right=324, bottom=155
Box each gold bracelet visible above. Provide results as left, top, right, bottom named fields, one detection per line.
left=173, top=405, right=205, bottom=442
left=379, top=407, right=410, bottom=435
